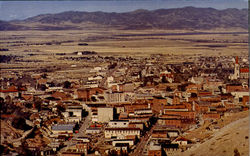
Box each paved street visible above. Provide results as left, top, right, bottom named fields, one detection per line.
left=61, top=103, right=92, bottom=151
left=131, top=124, right=156, bottom=156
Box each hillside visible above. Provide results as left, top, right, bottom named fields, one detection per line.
left=2, top=7, right=248, bottom=31
left=182, top=116, right=249, bottom=156
left=174, top=111, right=249, bottom=156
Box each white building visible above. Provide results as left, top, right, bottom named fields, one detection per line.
left=108, top=120, right=129, bottom=128
left=112, top=139, right=134, bottom=146
left=104, top=127, right=140, bottom=139
left=86, top=128, right=101, bottom=134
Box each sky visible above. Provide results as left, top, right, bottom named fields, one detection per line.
left=0, top=0, right=248, bottom=21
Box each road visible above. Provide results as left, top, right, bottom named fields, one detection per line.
left=99, top=63, right=121, bottom=88
left=61, top=103, right=92, bottom=151
left=130, top=124, right=156, bottom=156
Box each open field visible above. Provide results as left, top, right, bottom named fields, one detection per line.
left=1, top=28, right=248, bottom=80
left=1, top=29, right=248, bottom=56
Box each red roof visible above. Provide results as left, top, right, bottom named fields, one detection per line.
left=235, top=56, right=239, bottom=64
left=175, top=137, right=191, bottom=142
left=240, top=68, right=249, bottom=73
left=0, top=86, right=26, bottom=93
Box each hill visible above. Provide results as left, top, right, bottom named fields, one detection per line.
left=2, top=7, right=248, bottom=31
left=181, top=116, right=249, bottom=156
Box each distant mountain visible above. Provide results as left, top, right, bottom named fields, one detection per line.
left=0, top=20, right=27, bottom=31
left=2, top=7, right=248, bottom=30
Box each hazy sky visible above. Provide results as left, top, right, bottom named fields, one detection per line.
left=0, top=0, right=248, bottom=21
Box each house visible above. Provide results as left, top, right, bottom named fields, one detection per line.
left=0, top=86, right=26, bottom=99
left=134, top=108, right=152, bottom=115
left=114, top=143, right=129, bottom=155
left=160, top=70, right=174, bottom=83
left=64, top=105, right=83, bottom=123
left=230, top=91, right=249, bottom=104
left=172, top=137, right=192, bottom=146
left=195, top=101, right=210, bottom=113
left=151, top=97, right=168, bottom=114
left=157, top=118, right=182, bottom=128
left=91, top=110, right=98, bottom=122
left=203, top=113, right=221, bottom=120
left=188, top=77, right=204, bottom=84
left=76, top=87, right=105, bottom=101
left=163, top=111, right=196, bottom=120
left=51, top=91, right=71, bottom=101
left=242, top=96, right=249, bottom=105
left=124, top=103, right=149, bottom=113
left=240, top=68, right=249, bottom=79
left=104, top=127, right=140, bottom=139
left=152, top=130, right=168, bottom=138
left=88, top=75, right=103, bottom=81
left=226, top=85, right=247, bottom=93
left=128, top=122, right=144, bottom=130
left=60, top=142, right=89, bottom=156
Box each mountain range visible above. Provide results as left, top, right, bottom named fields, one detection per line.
left=1, top=7, right=248, bottom=31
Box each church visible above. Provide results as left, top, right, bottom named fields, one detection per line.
left=229, top=56, right=249, bottom=80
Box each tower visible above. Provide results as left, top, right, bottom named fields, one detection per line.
left=234, top=56, right=240, bottom=79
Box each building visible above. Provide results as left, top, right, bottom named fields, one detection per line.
left=104, top=127, right=140, bottom=139
left=64, top=105, right=83, bottom=123
left=86, top=127, right=101, bottom=134
left=51, top=124, right=75, bottom=137
left=148, top=142, right=162, bottom=156
left=108, top=120, right=129, bottom=128
left=229, top=56, right=249, bottom=80
left=97, top=107, right=114, bottom=123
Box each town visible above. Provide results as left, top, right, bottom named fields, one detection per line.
left=0, top=52, right=249, bottom=155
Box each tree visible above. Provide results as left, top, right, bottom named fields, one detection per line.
left=82, top=109, right=89, bottom=117
left=234, top=148, right=240, bottom=156
left=63, top=81, right=71, bottom=88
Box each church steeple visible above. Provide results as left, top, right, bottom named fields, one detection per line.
left=235, top=56, right=239, bottom=64
left=234, top=56, right=240, bottom=79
